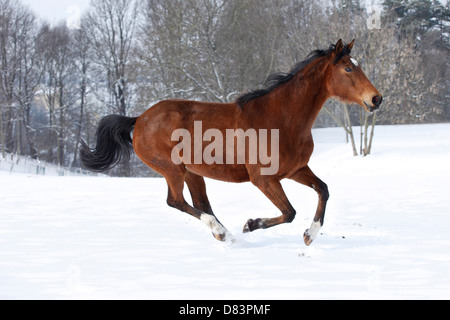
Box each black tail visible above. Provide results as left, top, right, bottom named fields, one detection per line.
left=80, top=115, right=138, bottom=173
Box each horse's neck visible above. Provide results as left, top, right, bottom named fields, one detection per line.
left=269, top=60, right=331, bottom=132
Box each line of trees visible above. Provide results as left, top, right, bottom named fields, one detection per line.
left=0, top=0, right=448, bottom=175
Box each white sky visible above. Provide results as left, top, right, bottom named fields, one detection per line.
left=21, top=0, right=91, bottom=23
left=21, top=0, right=449, bottom=24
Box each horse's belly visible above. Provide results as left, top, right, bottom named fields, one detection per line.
left=186, top=163, right=250, bottom=183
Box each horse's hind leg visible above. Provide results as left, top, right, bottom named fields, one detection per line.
left=165, top=169, right=231, bottom=242
left=185, top=171, right=214, bottom=215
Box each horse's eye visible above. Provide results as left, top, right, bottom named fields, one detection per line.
left=345, top=67, right=353, bottom=73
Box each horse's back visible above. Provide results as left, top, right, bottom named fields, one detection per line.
left=133, top=99, right=249, bottom=182
left=138, top=99, right=236, bottom=127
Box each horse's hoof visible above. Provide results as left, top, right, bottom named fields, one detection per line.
left=213, top=231, right=236, bottom=244
left=213, top=232, right=227, bottom=242
left=303, top=221, right=321, bottom=246
left=243, top=219, right=261, bottom=233
left=303, top=231, right=313, bottom=246
left=243, top=221, right=251, bottom=233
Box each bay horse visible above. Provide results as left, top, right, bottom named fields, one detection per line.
left=80, top=39, right=382, bottom=246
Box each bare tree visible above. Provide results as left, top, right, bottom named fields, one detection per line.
left=71, top=20, right=91, bottom=168
left=0, top=0, right=15, bottom=156
left=39, top=23, right=77, bottom=166
left=137, top=0, right=293, bottom=105
left=138, top=0, right=231, bottom=103
left=0, top=1, right=43, bottom=158
left=86, top=0, right=138, bottom=116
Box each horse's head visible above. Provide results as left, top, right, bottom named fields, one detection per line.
left=326, top=39, right=382, bottom=113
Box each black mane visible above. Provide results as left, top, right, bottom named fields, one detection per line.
left=236, top=43, right=352, bottom=107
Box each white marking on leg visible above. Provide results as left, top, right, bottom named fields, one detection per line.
left=200, top=214, right=226, bottom=236
left=305, top=221, right=322, bottom=242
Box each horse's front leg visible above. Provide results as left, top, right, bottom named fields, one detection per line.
left=243, top=176, right=297, bottom=233
left=289, top=166, right=329, bottom=246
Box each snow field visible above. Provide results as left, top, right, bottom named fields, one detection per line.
left=1, top=123, right=450, bottom=299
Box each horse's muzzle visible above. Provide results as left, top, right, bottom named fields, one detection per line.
left=364, top=95, right=383, bottom=113
left=372, top=95, right=383, bottom=110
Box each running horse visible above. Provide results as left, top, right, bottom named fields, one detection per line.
left=80, top=39, right=382, bottom=246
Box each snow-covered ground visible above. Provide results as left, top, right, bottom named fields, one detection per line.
left=0, top=154, right=87, bottom=177
left=1, top=123, right=450, bottom=300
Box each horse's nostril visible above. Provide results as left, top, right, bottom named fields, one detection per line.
left=372, top=95, right=382, bottom=106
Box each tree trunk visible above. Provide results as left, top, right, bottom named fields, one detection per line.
left=72, top=70, right=87, bottom=168
left=0, top=104, right=4, bottom=157
left=344, top=104, right=358, bottom=156
left=366, top=113, right=377, bottom=156
left=23, top=102, right=38, bottom=159
left=57, top=82, right=65, bottom=167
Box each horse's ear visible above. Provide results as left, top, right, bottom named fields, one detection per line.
left=347, top=39, right=355, bottom=51
left=334, top=39, right=344, bottom=54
